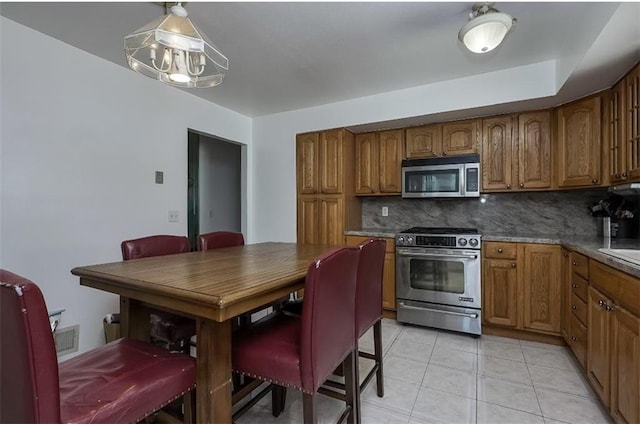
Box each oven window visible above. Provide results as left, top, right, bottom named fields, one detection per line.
left=409, top=258, right=465, bottom=293
left=405, top=170, right=460, bottom=193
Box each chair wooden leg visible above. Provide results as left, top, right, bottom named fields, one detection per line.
left=343, top=350, right=358, bottom=424
left=271, top=385, right=287, bottom=417
left=183, top=390, right=195, bottom=424
left=303, top=393, right=317, bottom=424
left=373, top=320, right=384, bottom=397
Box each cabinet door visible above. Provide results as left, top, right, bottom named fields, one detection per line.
left=587, top=286, right=610, bottom=406
left=296, top=133, right=320, bottom=194
left=556, top=97, right=602, bottom=187
left=518, top=111, right=552, bottom=189
left=608, top=82, right=627, bottom=183
left=378, top=130, right=404, bottom=193
left=521, top=244, right=562, bottom=334
left=442, top=120, right=479, bottom=156
left=610, top=305, right=640, bottom=424
left=561, top=248, right=572, bottom=343
left=626, top=64, right=640, bottom=181
left=482, top=116, right=514, bottom=191
left=319, top=196, right=344, bottom=246
left=355, top=132, right=378, bottom=194
left=319, top=130, right=344, bottom=194
left=297, top=197, right=319, bottom=244
left=405, top=125, right=442, bottom=158
left=482, top=258, right=518, bottom=327
left=382, top=252, right=396, bottom=311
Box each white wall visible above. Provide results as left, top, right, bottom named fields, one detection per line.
left=198, top=135, right=242, bottom=233
left=252, top=60, right=557, bottom=243
left=0, top=17, right=252, bottom=353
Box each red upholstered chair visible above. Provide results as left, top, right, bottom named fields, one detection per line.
left=275, top=238, right=387, bottom=418
left=352, top=239, right=386, bottom=399
left=197, top=231, right=245, bottom=251
left=121, top=235, right=196, bottom=351
left=232, top=247, right=361, bottom=424
left=0, top=269, right=196, bottom=424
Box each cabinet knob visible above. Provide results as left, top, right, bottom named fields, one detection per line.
left=519, top=183, right=525, bottom=188
left=506, top=184, right=511, bottom=189
left=622, top=172, right=628, bottom=178
left=442, top=152, right=448, bottom=156
left=592, top=179, right=598, bottom=184
left=511, top=263, right=517, bottom=268
left=571, top=336, right=577, bottom=341
left=564, top=252, right=569, bottom=257
left=498, top=248, right=503, bottom=253
left=571, top=283, right=578, bottom=288
left=605, top=305, right=614, bottom=312
left=615, top=173, right=621, bottom=179
left=572, top=305, right=577, bottom=310
left=572, top=261, right=577, bottom=266
left=598, top=299, right=605, bottom=306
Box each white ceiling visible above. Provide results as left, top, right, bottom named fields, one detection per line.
left=2, top=2, right=639, bottom=123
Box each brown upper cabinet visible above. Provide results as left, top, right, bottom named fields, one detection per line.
left=556, top=96, right=604, bottom=188
left=405, top=120, right=479, bottom=159
left=441, top=119, right=479, bottom=156
left=354, top=129, right=403, bottom=195
left=297, top=129, right=346, bottom=195
left=405, top=124, right=442, bottom=158
left=482, top=115, right=515, bottom=191
left=609, top=62, right=640, bottom=184
left=482, top=112, right=551, bottom=192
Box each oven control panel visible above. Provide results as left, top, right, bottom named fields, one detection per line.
left=396, top=234, right=481, bottom=249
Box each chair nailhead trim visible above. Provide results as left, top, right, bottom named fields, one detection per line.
left=236, top=371, right=312, bottom=395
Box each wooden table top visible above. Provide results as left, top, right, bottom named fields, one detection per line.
left=71, top=242, right=335, bottom=322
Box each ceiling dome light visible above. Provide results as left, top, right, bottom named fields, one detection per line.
left=124, top=2, right=228, bottom=88
left=458, top=3, right=516, bottom=54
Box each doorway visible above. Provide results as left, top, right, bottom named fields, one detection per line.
left=187, top=130, right=244, bottom=251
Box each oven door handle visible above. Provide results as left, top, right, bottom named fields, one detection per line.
left=398, top=302, right=479, bottom=319
left=397, top=251, right=478, bottom=260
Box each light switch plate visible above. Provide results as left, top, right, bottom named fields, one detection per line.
left=155, top=171, right=164, bottom=184
left=382, top=206, right=389, bottom=217
left=168, top=210, right=179, bottom=222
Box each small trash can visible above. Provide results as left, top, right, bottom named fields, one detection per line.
left=103, top=313, right=121, bottom=343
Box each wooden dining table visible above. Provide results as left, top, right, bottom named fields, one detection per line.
left=71, top=242, right=336, bottom=423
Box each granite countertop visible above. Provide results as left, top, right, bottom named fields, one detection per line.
left=345, top=228, right=640, bottom=278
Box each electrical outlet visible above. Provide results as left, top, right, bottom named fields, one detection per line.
left=382, top=206, right=389, bottom=217
left=168, top=210, right=179, bottom=222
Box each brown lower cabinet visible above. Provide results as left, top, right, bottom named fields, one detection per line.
left=482, top=242, right=562, bottom=335
left=584, top=260, right=640, bottom=424
left=345, top=235, right=396, bottom=311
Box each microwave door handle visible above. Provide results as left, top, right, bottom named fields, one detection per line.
left=397, top=251, right=478, bottom=260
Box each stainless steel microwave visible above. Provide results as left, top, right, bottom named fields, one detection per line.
left=401, top=154, right=480, bottom=198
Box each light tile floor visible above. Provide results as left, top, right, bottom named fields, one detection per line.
left=234, top=319, right=612, bottom=424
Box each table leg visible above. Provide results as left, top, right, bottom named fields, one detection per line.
left=119, top=296, right=150, bottom=341
left=197, top=318, right=233, bottom=423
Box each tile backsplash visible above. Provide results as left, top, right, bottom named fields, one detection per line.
left=363, top=189, right=609, bottom=236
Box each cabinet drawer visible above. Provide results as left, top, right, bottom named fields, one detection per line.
left=570, top=273, right=588, bottom=302
left=571, top=292, right=588, bottom=326
left=570, top=252, right=589, bottom=279
left=483, top=242, right=517, bottom=259
left=590, top=260, right=640, bottom=316
left=570, top=314, right=587, bottom=369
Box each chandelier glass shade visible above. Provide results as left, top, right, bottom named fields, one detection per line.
left=124, top=4, right=228, bottom=88
left=458, top=4, right=515, bottom=54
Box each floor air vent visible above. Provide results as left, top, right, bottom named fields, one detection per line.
left=55, top=325, right=79, bottom=356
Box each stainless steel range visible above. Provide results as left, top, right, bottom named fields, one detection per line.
left=396, top=227, right=482, bottom=335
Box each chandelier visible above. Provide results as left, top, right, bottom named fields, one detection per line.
left=458, top=3, right=516, bottom=54
left=124, top=3, right=228, bottom=88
